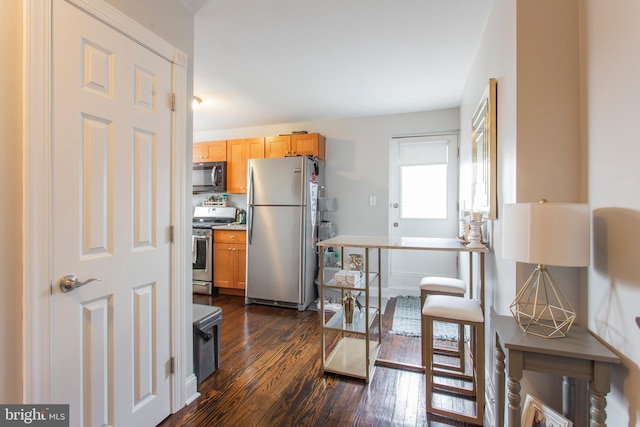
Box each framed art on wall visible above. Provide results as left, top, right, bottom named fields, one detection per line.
left=471, top=78, right=497, bottom=219
left=522, top=394, right=573, bottom=427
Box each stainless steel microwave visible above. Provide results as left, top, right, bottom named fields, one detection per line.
left=193, top=161, right=227, bottom=193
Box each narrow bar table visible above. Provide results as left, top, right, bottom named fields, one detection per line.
left=317, top=235, right=488, bottom=373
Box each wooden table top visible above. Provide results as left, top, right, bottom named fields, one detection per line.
left=317, top=235, right=488, bottom=253
left=491, top=312, right=620, bottom=364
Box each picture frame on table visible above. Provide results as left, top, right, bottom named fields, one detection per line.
left=471, top=78, right=497, bottom=219
left=522, top=394, right=573, bottom=427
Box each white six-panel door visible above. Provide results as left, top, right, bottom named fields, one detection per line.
left=51, top=1, right=172, bottom=425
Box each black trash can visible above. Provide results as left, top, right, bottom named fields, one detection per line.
left=193, top=304, right=222, bottom=385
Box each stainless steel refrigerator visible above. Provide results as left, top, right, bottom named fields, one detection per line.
left=245, top=156, right=322, bottom=311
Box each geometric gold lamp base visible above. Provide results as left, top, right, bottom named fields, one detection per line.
left=509, top=264, right=576, bottom=338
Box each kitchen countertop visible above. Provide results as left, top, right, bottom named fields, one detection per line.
left=211, top=224, right=246, bottom=231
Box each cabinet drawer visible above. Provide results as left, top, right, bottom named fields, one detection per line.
left=214, top=229, right=246, bottom=244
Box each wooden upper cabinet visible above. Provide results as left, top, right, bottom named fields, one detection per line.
left=226, top=137, right=264, bottom=194
left=265, top=133, right=325, bottom=159
left=292, top=133, right=325, bottom=159
left=211, top=133, right=324, bottom=193
left=247, top=137, right=265, bottom=159
left=265, top=135, right=291, bottom=158
left=193, top=140, right=226, bottom=163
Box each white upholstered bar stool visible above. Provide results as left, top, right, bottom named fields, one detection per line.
left=423, top=294, right=485, bottom=425
left=419, top=276, right=466, bottom=369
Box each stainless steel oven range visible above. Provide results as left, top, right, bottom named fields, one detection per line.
left=192, top=206, right=237, bottom=295
left=192, top=226, right=213, bottom=294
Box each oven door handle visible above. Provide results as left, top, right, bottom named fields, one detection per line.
left=192, top=235, right=210, bottom=262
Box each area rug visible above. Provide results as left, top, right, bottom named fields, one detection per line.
left=388, top=296, right=422, bottom=337
left=388, top=296, right=467, bottom=341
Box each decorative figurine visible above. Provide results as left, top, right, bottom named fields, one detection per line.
left=343, top=291, right=355, bottom=323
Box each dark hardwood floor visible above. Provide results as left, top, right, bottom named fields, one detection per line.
left=158, top=294, right=479, bottom=427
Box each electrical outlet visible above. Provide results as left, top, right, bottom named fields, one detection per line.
left=369, top=195, right=376, bottom=206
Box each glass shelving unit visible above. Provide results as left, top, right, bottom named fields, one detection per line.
left=318, top=245, right=382, bottom=382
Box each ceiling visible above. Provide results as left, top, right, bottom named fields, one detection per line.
left=181, top=0, right=492, bottom=132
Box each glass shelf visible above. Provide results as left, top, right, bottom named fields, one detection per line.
left=324, top=307, right=379, bottom=334
left=322, top=272, right=379, bottom=291
left=324, top=337, right=380, bottom=380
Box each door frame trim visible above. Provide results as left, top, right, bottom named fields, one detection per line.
left=23, top=0, right=194, bottom=412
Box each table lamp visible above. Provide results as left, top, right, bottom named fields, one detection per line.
left=502, top=199, right=590, bottom=338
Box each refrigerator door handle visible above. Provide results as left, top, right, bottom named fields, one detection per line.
left=248, top=165, right=254, bottom=244
left=248, top=205, right=254, bottom=244
left=248, top=164, right=255, bottom=207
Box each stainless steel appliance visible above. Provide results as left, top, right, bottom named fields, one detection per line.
left=193, top=161, right=227, bottom=193
left=192, top=227, right=213, bottom=294
left=246, top=156, right=323, bottom=311
left=192, top=206, right=237, bottom=294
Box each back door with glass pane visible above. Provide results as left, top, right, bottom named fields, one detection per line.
left=388, top=134, right=459, bottom=291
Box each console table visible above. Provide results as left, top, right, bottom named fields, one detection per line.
left=491, top=312, right=620, bottom=427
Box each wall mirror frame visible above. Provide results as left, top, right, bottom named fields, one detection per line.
left=471, top=78, right=498, bottom=219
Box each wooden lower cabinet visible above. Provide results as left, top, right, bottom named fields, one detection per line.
left=213, top=229, right=246, bottom=295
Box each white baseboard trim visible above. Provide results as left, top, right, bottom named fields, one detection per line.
left=484, top=377, right=496, bottom=427
left=184, top=374, right=200, bottom=406
left=383, top=287, right=420, bottom=299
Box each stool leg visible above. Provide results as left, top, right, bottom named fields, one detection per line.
left=458, top=323, right=465, bottom=368
left=474, top=320, right=485, bottom=424
left=425, top=316, right=435, bottom=414
left=421, top=290, right=427, bottom=368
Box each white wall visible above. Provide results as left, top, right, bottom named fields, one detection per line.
left=0, top=0, right=23, bottom=404
left=459, top=0, right=517, bottom=320
left=459, top=0, right=592, bottom=424
left=104, top=0, right=194, bottom=58
left=460, top=0, right=640, bottom=425
left=195, top=108, right=460, bottom=291
left=584, top=0, right=640, bottom=424
left=458, top=0, right=517, bottom=422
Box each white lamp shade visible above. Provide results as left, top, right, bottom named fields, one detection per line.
left=502, top=202, right=590, bottom=267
